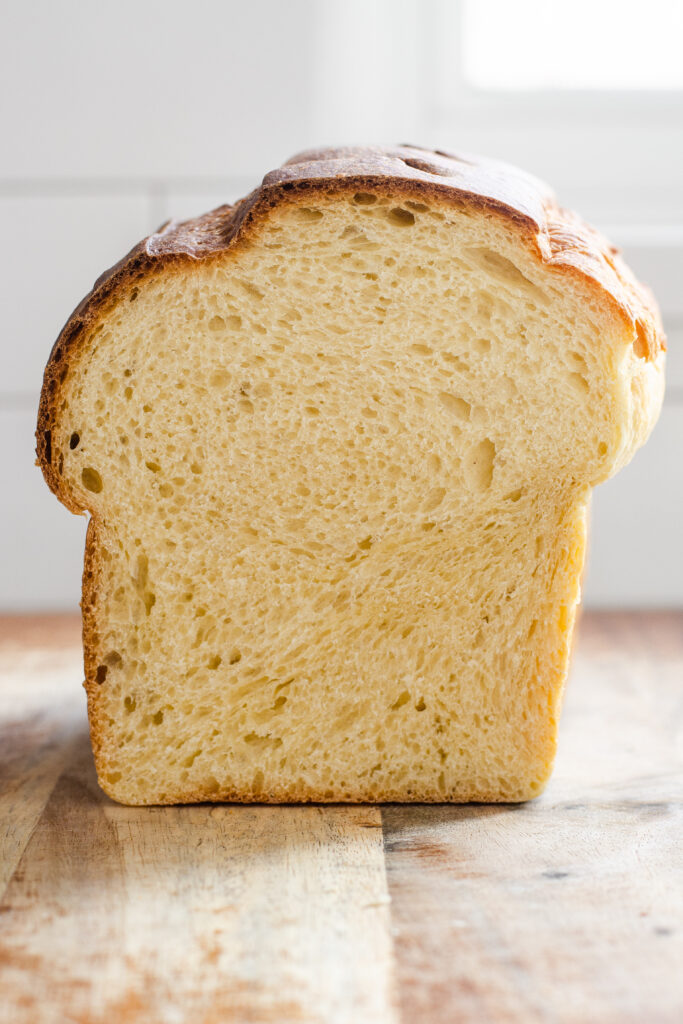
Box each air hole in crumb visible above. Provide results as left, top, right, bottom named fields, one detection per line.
left=295, top=207, right=323, bottom=222
left=438, top=392, right=471, bottom=420
left=145, top=461, right=161, bottom=473
left=124, top=695, right=136, bottom=714
left=415, top=698, right=426, bottom=712
left=598, top=441, right=608, bottom=456
left=95, top=665, right=108, bottom=684
left=569, top=351, right=588, bottom=372
left=634, top=322, right=649, bottom=359
left=129, top=288, right=139, bottom=302
left=208, top=315, right=225, bottom=331
left=208, top=655, right=222, bottom=670
left=229, top=649, right=242, bottom=665
left=464, top=438, right=496, bottom=492
left=423, top=487, right=446, bottom=512
left=243, top=732, right=282, bottom=750
left=469, top=248, right=548, bottom=302
left=569, top=372, right=589, bottom=394
left=387, top=207, right=415, bottom=227
left=391, top=690, right=411, bottom=710
left=353, top=192, right=377, bottom=205
left=82, top=467, right=103, bottom=493
left=441, top=352, right=469, bottom=371
left=69, top=432, right=80, bottom=449
left=240, top=280, right=264, bottom=300
left=152, top=710, right=164, bottom=725
left=210, top=369, right=230, bottom=388
left=133, top=554, right=155, bottom=615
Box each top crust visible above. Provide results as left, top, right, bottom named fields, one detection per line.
left=36, top=144, right=665, bottom=498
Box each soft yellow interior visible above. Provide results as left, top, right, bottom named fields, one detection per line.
left=53, top=190, right=645, bottom=803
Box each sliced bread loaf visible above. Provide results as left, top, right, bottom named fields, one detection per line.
left=37, top=145, right=665, bottom=804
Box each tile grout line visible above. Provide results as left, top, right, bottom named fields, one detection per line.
left=0, top=176, right=258, bottom=198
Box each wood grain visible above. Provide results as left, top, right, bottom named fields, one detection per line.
left=0, top=615, right=82, bottom=893
left=384, top=613, right=683, bottom=1024
left=2, top=748, right=397, bottom=1023
left=0, top=618, right=397, bottom=1024
left=1, top=613, right=682, bottom=1023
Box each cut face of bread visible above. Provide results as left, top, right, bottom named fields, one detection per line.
left=37, top=146, right=665, bottom=804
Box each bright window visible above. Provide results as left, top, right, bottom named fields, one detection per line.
left=461, top=0, right=683, bottom=91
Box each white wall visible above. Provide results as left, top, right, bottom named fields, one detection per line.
left=1, top=0, right=680, bottom=610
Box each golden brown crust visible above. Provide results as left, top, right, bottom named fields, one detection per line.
left=105, top=788, right=532, bottom=808
left=81, top=517, right=106, bottom=766
left=35, top=144, right=666, bottom=804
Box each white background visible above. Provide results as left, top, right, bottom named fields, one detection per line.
left=1, top=0, right=681, bottom=610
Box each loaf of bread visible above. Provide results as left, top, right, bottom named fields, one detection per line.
left=37, top=145, right=665, bottom=805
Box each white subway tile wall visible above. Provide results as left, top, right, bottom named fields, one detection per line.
left=3, top=407, right=85, bottom=609
left=587, top=405, right=683, bottom=606
left=1, top=195, right=151, bottom=397
left=0, top=2, right=315, bottom=180
left=1, top=0, right=679, bottom=609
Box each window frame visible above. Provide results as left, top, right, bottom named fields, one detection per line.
left=422, top=0, right=683, bottom=224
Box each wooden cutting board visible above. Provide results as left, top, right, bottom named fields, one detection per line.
left=1, top=612, right=682, bottom=1023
